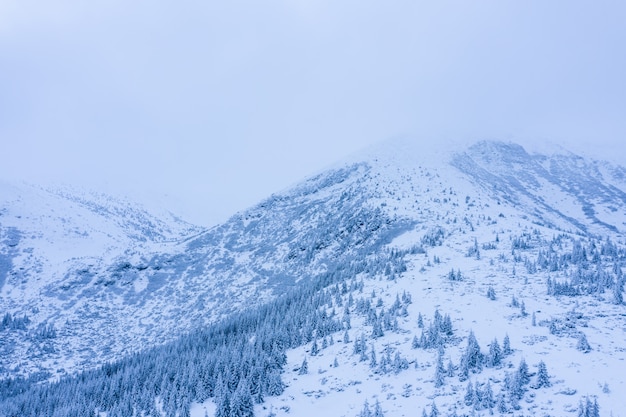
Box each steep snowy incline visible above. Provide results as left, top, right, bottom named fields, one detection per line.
left=0, top=181, right=202, bottom=378
left=0, top=164, right=412, bottom=380
left=1, top=139, right=625, bottom=417
left=451, top=141, right=626, bottom=235
left=236, top=139, right=626, bottom=417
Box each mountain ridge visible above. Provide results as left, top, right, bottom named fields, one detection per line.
left=1, top=139, right=625, bottom=416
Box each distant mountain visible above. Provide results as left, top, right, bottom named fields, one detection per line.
left=1, top=139, right=624, bottom=416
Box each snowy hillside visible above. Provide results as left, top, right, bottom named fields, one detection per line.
left=1, top=139, right=625, bottom=417
left=248, top=140, right=626, bottom=417
left=0, top=182, right=203, bottom=376
left=0, top=165, right=410, bottom=380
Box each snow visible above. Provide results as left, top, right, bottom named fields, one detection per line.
left=2, top=139, right=626, bottom=416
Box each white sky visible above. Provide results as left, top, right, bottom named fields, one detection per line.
left=1, top=1, right=625, bottom=226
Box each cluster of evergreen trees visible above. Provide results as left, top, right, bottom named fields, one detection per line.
left=411, top=310, right=454, bottom=350
left=0, top=248, right=409, bottom=417
left=500, top=230, right=626, bottom=306
left=357, top=399, right=385, bottom=417
left=578, top=397, right=601, bottom=417
left=528, top=236, right=625, bottom=304
left=1, top=168, right=425, bottom=417
left=0, top=312, right=30, bottom=331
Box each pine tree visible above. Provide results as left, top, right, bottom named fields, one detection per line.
left=577, top=333, right=591, bottom=353
left=265, top=370, right=284, bottom=396
left=372, top=317, right=384, bottom=339
left=486, top=285, right=496, bottom=300
left=534, top=360, right=550, bottom=388
left=429, top=401, right=439, bottom=417
left=472, top=382, right=483, bottom=410
left=591, top=398, right=600, bottom=417
left=462, top=330, right=483, bottom=373
left=577, top=400, right=586, bottom=417
left=370, top=344, right=378, bottom=369
left=298, top=358, right=308, bottom=375
left=359, top=400, right=372, bottom=417
left=505, top=370, right=524, bottom=405
left=229, top=380, right=254, bottom=417
left=373, top=400, right=385, bottom=417
left=464, top=381, right=474, bottom=406
left=518, top=358, right=530, bottom=386
left=441, top=314, right=453, bottom=336
left=482, top=381, right=494, bottom=411
left=311, top=338, right=319, bottom=356
left=411, top=335, right=420, bottom=349
left=393, top=352, right=408, bottom=374
left=549, top=319, right=558, bottom=335
left=612, top=279, right=623, bottom=304
left=214, top=375, right=231, bottom=417
left=434, top=350, right=445, bottom=387
left=486, top=338, right=502, bottom=368
left=503, top=334, right=512, bottom=355
left=458, top=353, right=469, bottom=382
left=496, top=392, right=507, bottom=413
left=446, top=359, right=455, bottom=377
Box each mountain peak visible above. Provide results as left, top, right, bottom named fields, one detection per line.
left=1, top=139, right=625, bottom=416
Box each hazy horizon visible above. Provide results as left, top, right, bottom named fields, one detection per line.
left=1, top=1, right=624, bottom=226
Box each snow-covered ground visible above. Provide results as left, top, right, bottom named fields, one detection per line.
left=2, top=139, right=625, bottom=416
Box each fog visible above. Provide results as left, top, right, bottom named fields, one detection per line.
left=1, top=1, right=624, bottom=225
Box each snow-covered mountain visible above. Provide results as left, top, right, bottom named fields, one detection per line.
left=1, top=139, right=625, bottom=417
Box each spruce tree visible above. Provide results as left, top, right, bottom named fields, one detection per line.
left=472, top=382, right=483, bottom=410
left=534, top=360, right=550, bottom=388
left=577, top=333, right=591, bottom=353
left=429, top=401, right=439, bottom=417
left=446, top=359, right=455, bottom=377
left=359, top=400, right=372, bottom=417
left=487, top=338, right=502, bottom=368
left=462, top=330, right=483, bottom=373
left=464, top=381, right=474, bottom=406
left=496, top=392, right=507, bottom=414
left=373, top=400, right=385, bottom=417
left=412, top=335, right=420, bottom=349
left=214, top=375, right=231, bottom=417
left=311, top=338, right=319, bottom=356
left=229, top=380, right=254, bottom=417
left=370, top=344, right=378, bottom=369
left=434, top=351, right=445, bottom=387
left=298, top=358, right=308, bottom=375
left=518, top=358, right=531, bottom=386
left=591, top=398, right=600, bottom=417
left=503, top=334, right=512, bottom=355
left=482, top=381, right=494, bottom=411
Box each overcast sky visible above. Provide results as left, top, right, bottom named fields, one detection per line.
left=1, top=1, right=625, bottom=226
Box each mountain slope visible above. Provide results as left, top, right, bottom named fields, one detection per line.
left=1, top=139, right=625, bottom=417
left=250, top=140, right=626, bottom=417
left=0, top=164, right=411, bottom=380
